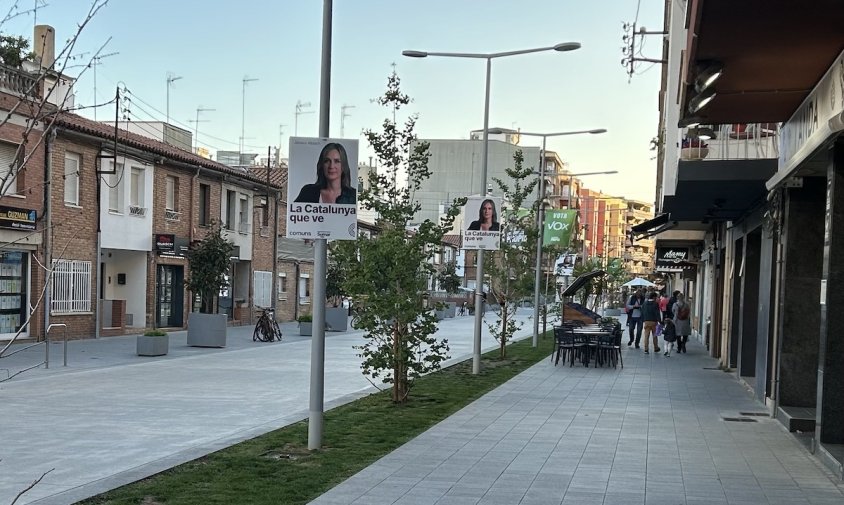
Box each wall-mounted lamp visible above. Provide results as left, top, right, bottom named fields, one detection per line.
left=678, top=116, right=703, bottom=128
left=695, top=61, right=724, bottom=93
left=689, top=87, right=716, bottom=114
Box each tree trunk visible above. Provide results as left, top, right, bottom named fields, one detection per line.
left=499, top=300, right=507, bottom=359
left=392, top=320, right=408, bottom=403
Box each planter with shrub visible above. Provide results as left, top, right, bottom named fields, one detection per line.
left=137, top=329, right=169, bottom=356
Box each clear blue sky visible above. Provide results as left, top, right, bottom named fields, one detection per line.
left=6, top=0, right=664, bottom=202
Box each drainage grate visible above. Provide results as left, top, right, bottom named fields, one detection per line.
left=723, top=417, right=758, bottom=423
left=703, top=367, right=720, bottom=370
left=739, top=412, right=769, bottom=417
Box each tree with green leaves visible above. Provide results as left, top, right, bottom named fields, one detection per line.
left=436, top=259, right=460, bottom=295
left=186, top=222, right=235, bottom=314
left=331, top=72, right=464, bottom=403
left=484, top=150, right=539, bottom=358
left=325, top=258, right=347, bottom=307
left=0, top=34, right=33, bottom=68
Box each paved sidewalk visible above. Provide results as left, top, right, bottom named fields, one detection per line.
left=311, top=339, right=844, bottom=505
left=0, top=309, right=535, bottom=505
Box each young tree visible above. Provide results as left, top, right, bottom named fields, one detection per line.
left=325, top=258, right=347, bottom=307
left=332, top=72, right=464, bottom=403
left=186, top=222, right=235, bottom=313
left=484, top=150, right=539, bottom=358
left=436, top=259, right=460, bottom=295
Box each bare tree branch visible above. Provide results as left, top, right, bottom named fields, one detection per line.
left=9, top=467, right=54, bottom=505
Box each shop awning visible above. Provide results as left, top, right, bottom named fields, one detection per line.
left=561, top=270, right=605, bottom=298
left=631, top=213, right=675, bottom=239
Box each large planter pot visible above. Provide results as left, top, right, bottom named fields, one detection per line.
left=187, top=312, right=227, bottom=348
left=680, top=146, right=709, bottom=160
left=324, top=307, right=348, bottom=332
left=137, top=335, right=168, bottom=356
left=299, top=322, right=313, bottom=336
left=444, top=302, right=457, bottom=318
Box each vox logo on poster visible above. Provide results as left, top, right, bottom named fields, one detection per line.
left=286, top=137, right=359, bottom=240
left=462, top=196, right=501, bottom=250
left=543, top=210, right=577, bottom=247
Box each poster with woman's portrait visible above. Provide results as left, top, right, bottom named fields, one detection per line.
left=286, top=137, right=359, bottom=240
left=462, top=196, right=501, bottom=250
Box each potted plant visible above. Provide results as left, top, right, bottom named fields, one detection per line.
left=185, top=222, right=235, bottom=347
left=298, top=313, right=313, bottom=336
left=137, top=329, right=168, bottom=356
left=680, top=137, right=709, bottom=160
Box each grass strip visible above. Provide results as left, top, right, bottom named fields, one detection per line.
left=81, top=334, right=555, bottom=505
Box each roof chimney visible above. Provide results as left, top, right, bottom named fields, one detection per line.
left=33, top=25, right=55, bottom=68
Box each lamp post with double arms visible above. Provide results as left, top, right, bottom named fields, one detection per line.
left=501, top=129, right=611, bottom=347
left=403, top=42, right=581, bottom=374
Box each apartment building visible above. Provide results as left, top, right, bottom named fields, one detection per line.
left=641, top=0, right=844, bottom=478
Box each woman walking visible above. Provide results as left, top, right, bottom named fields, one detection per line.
left=672, top=293, right=692, bottom=353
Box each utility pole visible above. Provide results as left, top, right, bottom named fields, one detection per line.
left=295, top=100, right=313, bottom=136
left=188, top=106, right=214, bottom=154
left=166, top=72, right=182, bottom=127
left=340, top=104, right=355, bottom=137
left=241, top=75, right=259, bottom=154
left=91, top=51, right=119, bottom=121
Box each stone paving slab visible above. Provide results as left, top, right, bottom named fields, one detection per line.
left=0, top=309, right=534, bottom=505
left=310, top=339, right=844, bottom=505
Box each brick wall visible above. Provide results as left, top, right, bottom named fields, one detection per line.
left=275, top=260, right=314, bottom=322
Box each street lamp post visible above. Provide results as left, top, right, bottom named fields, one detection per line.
left=497, top=129, right=610, bottom=347
left=403, top=42, right=581, bottom=374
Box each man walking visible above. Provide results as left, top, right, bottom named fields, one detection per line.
left=626, top=288, right=645, bottom=348
left=641, top=292, right=662, bottom=354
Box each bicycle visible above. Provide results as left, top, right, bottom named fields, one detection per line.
left=253, top=308, right=282, bottom=342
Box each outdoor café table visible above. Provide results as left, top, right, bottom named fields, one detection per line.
left=571, top=326, right=614, bottom=367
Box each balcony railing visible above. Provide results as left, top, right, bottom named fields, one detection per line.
left=679, top=123, right=780, bottom=162
left=0, top=64, right=39, bottom=97
left=128, top=205, right=147, bottom=217
left=164, top=209, right=180, bottom=221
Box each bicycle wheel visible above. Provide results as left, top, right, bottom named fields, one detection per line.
left=271, top=320, right=282, bottom=341
left=254, top=319, right=270, bottom=342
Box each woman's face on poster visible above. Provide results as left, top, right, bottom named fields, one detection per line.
left=481, top=202, right=494, bottom=221
left=322, top=148, right=343, bottom=183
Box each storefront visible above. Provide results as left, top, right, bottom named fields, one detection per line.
left=0, top=205, right=37, bottom=340
left=154, top=233, right=188, bottom=328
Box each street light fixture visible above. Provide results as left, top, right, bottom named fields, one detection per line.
left=512, top=130, right=610, bottom=347
left=403, top=42, right=581, bottom=374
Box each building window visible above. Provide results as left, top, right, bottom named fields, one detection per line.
left=130, top=167, right=144, bottom=207
left=299, top=274, right=310, bottom=305
left=278, top=273, right=287, bottom=300
left=51, top=259, right=92, bottom=313
left=225, top=190, right=237, bottom=230
left=64, top=152, right=81, bottom=205
left=0, top=141, right=21, bottom=196
left=238, top=195, right=249, bottom=234
left=108, top=162, right=124, bottom=213
left=165, top=176, right=178, bottom=211
left=253, top=270, right=272, bottom=308
left=199, top=183, right=210, bottom=226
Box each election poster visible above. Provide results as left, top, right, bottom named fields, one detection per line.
left=543, top=209, right=577, bottom=247
left=462, top=196, right=501, bottom=250
left=286, top=137, right=359, bottom=240
left=554, top=253, right=577, bottom=276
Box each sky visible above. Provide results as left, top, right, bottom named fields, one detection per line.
left=4, top=0, right=664, bottom=203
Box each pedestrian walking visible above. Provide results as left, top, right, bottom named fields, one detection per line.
left=658, top=291, right=670, bottom=319
left=672, top=293, right=692, bottom=353
left=662, top=317, right=677, bottom=356
left=640, top=292, right=661, bottom=354
left=626, top=289, right=645, bottom=347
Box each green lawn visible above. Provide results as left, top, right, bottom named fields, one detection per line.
left=81, top=334, right=555, bottom=505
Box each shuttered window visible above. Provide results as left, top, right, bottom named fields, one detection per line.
left=51, top=260, right=92, bottom=313
left=253, top=270, right=272, bottom=308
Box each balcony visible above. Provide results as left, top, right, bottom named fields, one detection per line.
left=679, top=123, right=779, bottom=162
left=0, top=64, right=39, bottom=97
left=164, top=209, right=180, bottom=222
left=128, top=205, right=147, bottom=217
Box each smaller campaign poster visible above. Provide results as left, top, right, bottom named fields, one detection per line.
left=554, top=253, right=577, bottom=276
left=462, top=196, right=501, bottom=250
left=287, top=137, right=359, bottom=240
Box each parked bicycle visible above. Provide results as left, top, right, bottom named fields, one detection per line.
left=253, top=308, right=282, bottom=342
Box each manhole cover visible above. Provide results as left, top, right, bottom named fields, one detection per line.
left=739, top=412, right=769, bottom=417
left=722, top=417, right=757, bottom=423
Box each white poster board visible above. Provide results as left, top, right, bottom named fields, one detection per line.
left=554, top=253, right=577, bottom=277
left=462, top=196, right=501, bottom=250
left=286, top=137, right=358, bottom=240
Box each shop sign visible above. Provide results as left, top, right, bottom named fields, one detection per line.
left=155, top=234, right=189, bottom=257
left=0, top=205, right=36, bottom=231
left=656, top=247, right=689, bottom=264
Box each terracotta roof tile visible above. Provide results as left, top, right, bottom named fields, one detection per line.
left=53, top=112, right=278, bottom=187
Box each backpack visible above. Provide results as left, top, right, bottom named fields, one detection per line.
left=677, top=304, right=690, bottom=320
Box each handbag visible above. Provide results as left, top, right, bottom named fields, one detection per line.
left=655, top=322, right=663, bottom=337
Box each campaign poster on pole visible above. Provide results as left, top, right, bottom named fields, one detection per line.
left=286, top=137, right=359, bottom=240
left=554, top=253, right=577, bottom=276
left=543, top=209, right=577, bottom=247
left=462, top=196, right=501, bottom=250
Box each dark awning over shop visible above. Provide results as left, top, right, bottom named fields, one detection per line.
left=663, top=158, right=776, bottom=222
left=562, top=270, right=605, bottom=298
left=631, top=213, right=675, bottom=239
